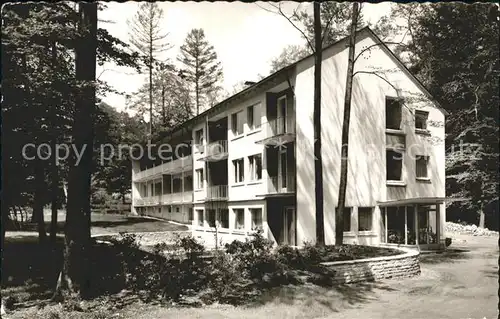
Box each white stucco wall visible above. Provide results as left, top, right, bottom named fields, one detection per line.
left=294, top=29, right=446, bottom=245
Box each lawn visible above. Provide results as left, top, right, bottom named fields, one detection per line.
left=6, top=211, right=188, bottom=236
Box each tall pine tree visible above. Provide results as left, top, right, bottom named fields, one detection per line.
left=128, top=3, right=170, bottom=136
left=178, top=28, right=223, bottom=115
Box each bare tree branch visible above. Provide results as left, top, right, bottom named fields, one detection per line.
left=256, top=2, right=315, bottom=52
left=353, top=40, right=409, bottom=64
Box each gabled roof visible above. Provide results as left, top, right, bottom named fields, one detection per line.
left=157, top=26, right=446, bottom=142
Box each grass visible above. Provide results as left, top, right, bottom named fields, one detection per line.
left=6, top=211, right=188, bottom=235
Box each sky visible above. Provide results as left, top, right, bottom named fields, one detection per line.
left=97, top=1, right=393, bottom=113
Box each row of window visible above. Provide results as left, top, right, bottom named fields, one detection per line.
left=386, top=151, right=430, bottom=181
left=140, top=175, right=194, bottom=197
left=342, top=207, right=374, bottom=232
left=193, top=102, right=262, bottom=147
left=386, top=97, right=429, bottom=131
left=194, top=153, right=263, bottom=188
left=194, top=208, right=263, bottom=230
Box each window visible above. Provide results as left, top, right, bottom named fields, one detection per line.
left=231, top=111, right=244, bottom=136
left=386, top=97, right=402, bottom=130
left=207, top=209, right=216, bottom=227
left=194, top=129, right=204, bottom=152
left=219, top=209, right=229, bottom=228
left=188, top=208, right=193, bottom=222
left=172, top=175, right=182, bottom=193
left=358, top=207, right=373, bottom=231
left=155, top=182, right=162, bottom=196
left=168, top=206, right=172, bottom=213
left=415, top=110, right=428, bottom=130
left=247, top=103, right=261, bottom=130
left=248, top=154, right=262, bottom=181
left=176, top=207, right=180, bottom=213
left=184, top=175, right=193, bottom=192
left=247, top=105, right=254, bottom=129
left=196, top=209, right=204, bottom=226
left=343, top=207, right=352, bottom=232
left=416, top=155, right=429, bottom=179
left=234, top=209, right=245, bottom=229
left=250, top=208, right=263, bottom=230
left=386, top=150, right=403, bottom=181
left=233, top=158, right=244, bottom=183
left=195, top=169, right=204, bottom=189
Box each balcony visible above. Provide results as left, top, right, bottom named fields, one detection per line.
left=160, top=191, right=194, bottom=204
left=135, top=191, right=194, bottom=207
left=135, top=196, right=161, bottom=206
left=133, top=155, right=193, bottom=182
left=267, top=174, right=295, bottom=195
left=206, top=185, right=228, bottom=201
left=198, top=140, right=228, bottom=162
left=256, top=116, right=295, bottom=145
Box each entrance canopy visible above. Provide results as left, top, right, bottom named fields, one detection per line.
left=377, top=197, right=447, bottom=207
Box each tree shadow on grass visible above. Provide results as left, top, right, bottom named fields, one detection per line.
left=419, top=248, right=471, bottom=264
left=8, top=216, right=187, bottom=234
left=250, top=281, right=397, bottom=312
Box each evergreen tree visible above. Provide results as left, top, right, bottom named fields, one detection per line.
left=178, top=28, right=224, bottom=115
left=128, top=3, right=170, bottom=136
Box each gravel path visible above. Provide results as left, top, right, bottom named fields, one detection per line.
left=320, top=234, right=499, bottom=319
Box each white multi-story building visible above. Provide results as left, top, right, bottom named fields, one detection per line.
left=131, top=27, right=447, bottom=250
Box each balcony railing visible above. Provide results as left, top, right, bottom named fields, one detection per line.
left=267, top=173, right=295, bottom=194
left=206, top=185, right=228, bottom=200
left=133, top=155, right=192, bottom=181
left=136, top=191, right=194, bottom=206
left=140, top=195, right=162, bottom=206
left=200, top=140, right=228, bottom=161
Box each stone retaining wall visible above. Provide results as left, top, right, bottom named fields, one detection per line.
left=320, top=247, right=420, bottom=284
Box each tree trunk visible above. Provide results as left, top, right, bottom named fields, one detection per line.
left=478, top=202, right=485, bottom=228
left=54, top=2, right=97, bottom=300
left=33, top=159, right=47, bottom=243
left=313, top=2, right=324, bottom=246
left=195, top=80, right=200, bottom=116
left=50, top=162, right=59, bottom=243
left=162, top=85, right=166, bottom=126
left=335, top=2, right=360, bottom=246
left=50, top=40, right=59, bottom=243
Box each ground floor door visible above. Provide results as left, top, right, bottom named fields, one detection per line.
left=283, top=206, right=296, bottom=246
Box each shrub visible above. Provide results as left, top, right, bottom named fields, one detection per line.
left=276, top=245, right=304, bottom=268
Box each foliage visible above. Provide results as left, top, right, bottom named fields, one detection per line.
left=269, top=44, right=310, bottom=73
left=127, top=3, right=170, bottom=69
left=92, top=103, right=146, bottom=200
left=398, top=3, right=499, bottom=226
left=1, top=2, right=140, bottom=222
left=127, top=63, right=193, bottom=133
left=178, top=28, right=224, bottom=115
left=299, top=2, right=365, bottom=49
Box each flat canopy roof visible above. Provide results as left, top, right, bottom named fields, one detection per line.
left=377, top=197, right=450, bottom=207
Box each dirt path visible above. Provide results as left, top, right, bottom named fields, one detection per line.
left=321, top=234, right=499, bottom=319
